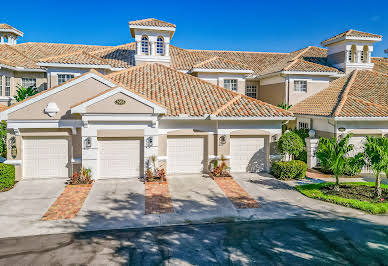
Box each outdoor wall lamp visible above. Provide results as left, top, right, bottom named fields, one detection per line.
left=84, top=137, right=92, bottom=149
left=146, top=136, right=153, bottom=148
left=338, top=127, right=346, bottom=132
left=219, top=135, right=226, bottom=145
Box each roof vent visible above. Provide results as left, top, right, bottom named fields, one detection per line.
left=44, top=102, right=59, bottom=117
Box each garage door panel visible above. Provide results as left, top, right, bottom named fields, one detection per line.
left=167, top=137, right=205, bottom=174
left=230, top=137, right=266, bottom=173
left=99, top=139, right=141, bottom=178
left=23, top=138, right=69, bottom=179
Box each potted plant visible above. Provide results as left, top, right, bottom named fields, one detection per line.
left=208, top=155, right=232, bottom=179
left=145, top=155, right=167, bottom=183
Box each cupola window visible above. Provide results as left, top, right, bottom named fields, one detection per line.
left=141, top=36, right=150, bottom=55
left=156, top=36, right=164, bottom=55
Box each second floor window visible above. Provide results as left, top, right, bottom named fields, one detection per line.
left=141, top=36, right=149, bottom=55
left=58, top=74, right=74, bottom=85
left=246, top=85, right=257, bottom=98
left=5, top=77, right=11, bottom=96
left=298, top=122, right=309, bottom=129
left=156, top=37, right=164, bottom=55
left=294, top=80, right=307, bottom=92
left=224, top=79, right=237, bottom=92
left=22, top=78, right=37, bottom=88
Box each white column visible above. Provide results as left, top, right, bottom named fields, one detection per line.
left=81, top=125, right=98, bottom=179
left=0, top=36, right=3, bottom=44
left=136, top=41, right=141, bottom=55
left=306, top=137, right=319, bottom=169
left=357, top=51, right=362, bottom=63
left=165, top=43, right=170, bottom=56
left=150, top=41, right=156, bottom=56
left=368, top=52, right=372, bottom=63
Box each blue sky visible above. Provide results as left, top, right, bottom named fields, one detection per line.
left=2, top=0, right=387, bottom=56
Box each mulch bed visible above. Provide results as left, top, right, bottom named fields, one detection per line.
left=321, top=184, right=388, bottom=203
left=41, top=183, right=93, bottom=221
left=145, top=179, right=174, bottom=215
left=213, top=176, right=260, bottom=209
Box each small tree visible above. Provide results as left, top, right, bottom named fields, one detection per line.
left=14, top=85, right=38, bottom=102
left=278, top=131, right=304, bottom=160
left=364, top=136, right=388, bottom=198
left=316, top=134, right=354, bottom=190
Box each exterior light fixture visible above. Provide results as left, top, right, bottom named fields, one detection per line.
left=219, top=135, right=226, bottom=145
left=146, top=136, right=153, bottom=148
left=84, top=137, right=92, bottom=149
left=308, top=129, right=316, bottom=138
left=44, top=102, right=59, bottom=117
left=271, top=134, right=278, bottom=142
left=338, top=127, right=346, bottom=132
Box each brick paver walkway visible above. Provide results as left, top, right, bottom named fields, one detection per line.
left=306, top=169, right=332, bottom=179
left=41, top=184, right=93, bottom=221
left=213, top=177, right=260, bottom=209
left=145, top=181, right=174, bottom=215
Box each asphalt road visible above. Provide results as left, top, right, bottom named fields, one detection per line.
left=0, top=218, right=387, bottom=265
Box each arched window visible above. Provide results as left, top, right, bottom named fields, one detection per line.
left=156, top=36, right=164, bottom=55
left=362, top=45, right=369, bottom=63
left=348, top=44, right=357, bottom=63
left=141, top=35, right=149, bottom=55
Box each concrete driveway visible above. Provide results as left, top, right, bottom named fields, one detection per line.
left=0, top=178, right=66, bottom=237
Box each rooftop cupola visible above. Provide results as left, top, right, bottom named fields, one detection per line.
left=0, top=23, right=23, bottom=45
left=322, top=29, right=382, bottom=73
left=129, top=18, right=176, bottom=66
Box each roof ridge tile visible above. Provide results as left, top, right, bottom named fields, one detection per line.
left=333, top=70, right=358, bottom=117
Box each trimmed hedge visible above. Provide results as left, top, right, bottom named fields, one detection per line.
left=272, top=160, right=307, bottom=180
left=0, top=163, right=15, bottom=191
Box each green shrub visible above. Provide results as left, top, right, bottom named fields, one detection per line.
left=278, top=131, right=304, bottom=159
left=0, top=163, right=15, bottom=191
left=343, top=153, right=365, bottom=176
left=271, top=160, right=307, bottom=180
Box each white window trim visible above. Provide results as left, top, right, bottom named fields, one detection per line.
left=5, top=76, right=11, bottom=96
left=22, top=78, right=37, bottom=88
left=224, top=79, right=238, bottom=92
left=57, top=74, right=75, bottom=85
left=293, top=80, right=307, bottom=93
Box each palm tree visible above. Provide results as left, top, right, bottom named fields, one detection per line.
left=277, top=102, right=292, bottom=110
left=14, top=85, right=38, bottom=102
left=316, top=134, right=354, bottom=190
left=364, top=136, right=388, bottom=198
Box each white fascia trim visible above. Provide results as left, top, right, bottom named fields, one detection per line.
left=0, top=64, right=46, bottom=72
left=322, top=36, right=382, bottom=46
left=209, top=116, right=295, bottom=121
left=190, top=68, right=253, bottom=74
left=0, top=72, right=117, bottom=120
left=334, top=117, right=388, bottom=121
left=0, top=29, right=23, bottom=36
left=256, top=71, right=282, bottom=80
left=129, top=25, right=176, bottom=32
left=71, top=87, right=167, bottom=114
left=37, top=62, right=112, bottom=69
left=7, top=119, right=83, bottom=129
left=282, top=70, right=341, bottom=76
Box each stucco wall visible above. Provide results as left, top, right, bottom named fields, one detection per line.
left=195, top=72, right=247, bottom=95
left=288, top=75, right=330, bottom=105
left=258, top=82, right=285, bottom=106
left=9, top=77, right=112, bottom=120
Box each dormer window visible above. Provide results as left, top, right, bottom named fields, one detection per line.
left=156, top=36, right=164, bottom=55
left=141, top=36, right=150, bottom=55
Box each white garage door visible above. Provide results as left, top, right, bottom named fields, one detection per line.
left=167, top=137, right=205, bottom=174
left=23, top=137, right=69, bottom=179
left=99, top=139, right=141, bottom=178
left=230, top=137, right=267, bottom=173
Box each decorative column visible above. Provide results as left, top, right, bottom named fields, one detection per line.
left=306, top=136, right=319, bottom=169
left=165, top=43, right=170, bottom=56
left=357, top=50, right=362, bottom=63
left=306, top=129, right=319, bottom=169
left=150, top=41, right=156, bottom=56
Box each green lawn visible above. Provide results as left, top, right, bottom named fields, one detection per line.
left=295, top=182, right=388, bottom=214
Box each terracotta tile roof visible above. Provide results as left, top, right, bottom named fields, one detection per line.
left=372, top=57, right=388, bottom=75
left=128, top=18, right=176, bottom=28
left=0, top=23, right=23, bottom=35
left=0, top=45, right=39, bottom=69
left=106, top=63, right=291, bottom=118
left=39, top=51, right=109, bottom=65
left=191, top=56, right=252, bottom=71
left=0, top=104, right=7, bottom=112
left=322, top=29, right=382, bottom=46
left=291, top=70, right=388, bottom=118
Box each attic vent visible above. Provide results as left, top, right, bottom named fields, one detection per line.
left=44, top=102, right=59, bottom=117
